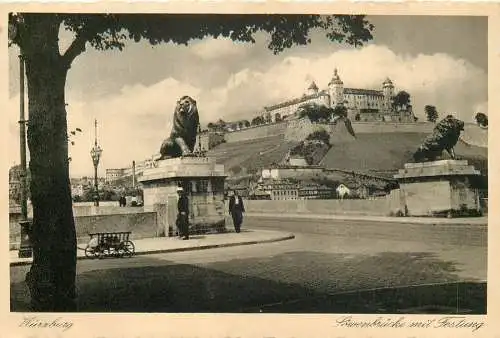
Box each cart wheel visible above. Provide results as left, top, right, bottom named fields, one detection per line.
left=122, top=240, right=135, bottom=257
left=84, top=245, right=98, bottom=259
left=115, top=245, right=126, bottom=258
left=97, top=248, right=105, bottom=259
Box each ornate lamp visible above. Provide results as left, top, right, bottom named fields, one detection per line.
left=90, top=119, right=102, bottom=206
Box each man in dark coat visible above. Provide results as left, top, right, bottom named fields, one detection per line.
left=176, top=187, right=190, bottom=240
left=229, top=190, right=245, bottom=233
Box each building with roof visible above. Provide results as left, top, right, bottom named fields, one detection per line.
left=263, top=68, right=415, bottom=123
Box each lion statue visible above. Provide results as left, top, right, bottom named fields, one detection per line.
left=413, top=114, right=465, bottom=162
left=160, top=95, right=200, bottom=159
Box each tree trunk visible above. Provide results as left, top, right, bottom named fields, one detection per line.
left=22, top=15, right=77, bottom=312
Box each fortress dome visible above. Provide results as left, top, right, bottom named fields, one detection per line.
left=328, top=68, right=343, bottom=86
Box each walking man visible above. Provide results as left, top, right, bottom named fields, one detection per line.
left=176, top=187, right=190, bottom=240
left=229, top=190, right=245, bottom=233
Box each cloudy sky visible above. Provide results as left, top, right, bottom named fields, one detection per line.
left=8, top=15, right=487, bottom=177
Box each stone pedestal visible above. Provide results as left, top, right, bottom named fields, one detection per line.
left=139, top=157, right=227, bottom=235
left=394, top=160, right=482, bottom=217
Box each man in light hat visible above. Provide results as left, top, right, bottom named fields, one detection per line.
left=176, top=186, right=190, bottom=240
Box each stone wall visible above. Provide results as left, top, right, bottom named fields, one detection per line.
left=10, top=211, right=157, bottom=246
left=349, top=121, right=434, bottom=134
left=239, top=198, right=391, bottom=216
left=223, top=119, right=436, bottom=145
left=224, top=122, right=288, bottom=143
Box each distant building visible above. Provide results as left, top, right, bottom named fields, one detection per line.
left=71, top=184, right=84, bottom=197
left=106, top=168, right=126, bottom=183
left=9, top=165, right=22, bottom=206
left=105, top=156, right=158, bottom=183
left=299, top=183, right=335, bottom=200
left=195, top=131, right=226, bottom=152
left=336, top=184, right=351, bottom=199
left=257, top=179, right=299, bottom=200
left=263, top=68, right=415, bottom=123
left=256, top=178, right=335, bottom=200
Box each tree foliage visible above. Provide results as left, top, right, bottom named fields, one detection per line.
left=332, top=104, right=348, bottom=118
left=475, top=112, right=488, bottom=128
left=297, top=102, right=332, bottom=122
left=305, top=129, right=331, bottom=145
left=392, top=91, right=411, bottom=110
left=251, top=116, right=265, bottom=126
left=425, top=105, right=439, bottom=122
left=10, top=14, right=374, bottom=65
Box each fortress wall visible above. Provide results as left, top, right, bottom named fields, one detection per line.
left=349, top=122, right=434, bottom=134
left=224, top=120, right=435, bottom=145
left=223, top=122, right=288, bottom=143
left=284, top=119, right=329, bottom=141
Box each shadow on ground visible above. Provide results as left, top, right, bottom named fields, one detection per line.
left=11, top=251, right=486, bottom=313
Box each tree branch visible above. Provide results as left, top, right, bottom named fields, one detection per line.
left=62, top=34, right=88, bottom=67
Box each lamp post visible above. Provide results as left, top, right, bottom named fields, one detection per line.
left=90, top=119, right=102, bottom=207
left=18, top=54, right=32, bottom=258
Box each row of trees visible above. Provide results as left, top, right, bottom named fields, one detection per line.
left=207, top=112, right=286, bottom=132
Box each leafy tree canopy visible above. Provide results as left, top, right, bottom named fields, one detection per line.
left=475, top=112, right=488, bottom=128
left=297, top=102, right=332, bottom=122
left=392, top=90, right=411, bottom=109
left=10, top=13, right=374, bottom=67
left=425, top=105, right=439, bottom=123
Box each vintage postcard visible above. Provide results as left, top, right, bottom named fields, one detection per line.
left=1, top=1, right=498, bottom=337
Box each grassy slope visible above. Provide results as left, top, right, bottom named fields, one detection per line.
left=207, top=131, right=487, bottom=179
left=321, top=132, right=488, bottom=177
left=206, top=135, right=299, bottom=176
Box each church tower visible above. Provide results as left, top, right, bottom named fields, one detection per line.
left=328, top=68, right=344, bottom=107
left=382, top=77, right=394, bottom=112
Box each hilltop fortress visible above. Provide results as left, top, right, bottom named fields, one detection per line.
left=263, top=68, right=415, bottom=124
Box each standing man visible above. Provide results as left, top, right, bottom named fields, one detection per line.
left=176, top=186, right=190, bottom=240
left=229, top=190, right=245, bottom=233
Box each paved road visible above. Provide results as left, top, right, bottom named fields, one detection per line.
left=10, top=216, right=487, bottom=313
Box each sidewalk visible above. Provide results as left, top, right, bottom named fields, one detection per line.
left=246, top=212, right=488, bottom=226
left=10, top=229, right=295, bottom=267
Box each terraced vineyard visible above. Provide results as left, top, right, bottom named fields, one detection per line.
left=206, top=135, right=299, bottom=175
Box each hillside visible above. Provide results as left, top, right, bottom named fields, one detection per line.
left=206, top=121, right=487, bottom=179
left=206, top=135, right=299, bottom=176
left=320, top=132, right=488, bottom=177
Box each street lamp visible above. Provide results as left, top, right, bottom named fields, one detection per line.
left=90, top=119, right=102, bottom=207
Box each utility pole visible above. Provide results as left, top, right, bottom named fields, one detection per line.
left=18, top=54, right=32, bottom=258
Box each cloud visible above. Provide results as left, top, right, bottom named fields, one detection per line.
left=190, top=37, right=250, bottom=60
left=205, top=44, right=487, bottom=122
left=7, top=44, right=487, bottom=177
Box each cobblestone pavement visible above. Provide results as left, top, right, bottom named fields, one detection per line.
left=10, top=217, right=487, bottom=313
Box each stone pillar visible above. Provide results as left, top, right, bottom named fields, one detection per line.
left=139, top=156, right=227, bottom=235
left=394, top=160, right=482, bottom=217
left=153, top=203, right=168, bottom=237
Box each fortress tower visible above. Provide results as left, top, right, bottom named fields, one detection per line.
left=328, top=68, right=344, bottom=107
left=307, top=81, right=319, bottom=96
left=382, top=77, right=395, bottom=112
